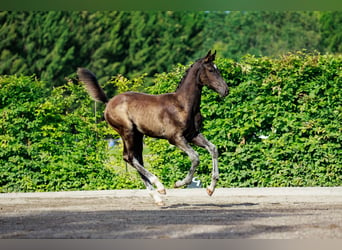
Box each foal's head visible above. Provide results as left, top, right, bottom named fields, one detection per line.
left=198, top=50, right=229, bottom=97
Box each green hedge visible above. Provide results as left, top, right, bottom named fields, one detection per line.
left=0, top=52, right=341, bottom=192
left=0, top=76, right=120, bottom=192
left=145, top=52, right=342, bottom=188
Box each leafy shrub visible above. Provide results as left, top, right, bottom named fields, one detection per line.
left=1, top=52, right=341, bottom=192
left=145, top=52, right=342, bottom=188
left=0, top=75, right=119, bottom=192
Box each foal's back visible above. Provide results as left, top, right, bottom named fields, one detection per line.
left=104, top=91, right=185, bottom=139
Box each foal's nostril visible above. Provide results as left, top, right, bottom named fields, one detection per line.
left=225, top=88, right=229, bottom=96
left=220, top=87, right=229, bottom=97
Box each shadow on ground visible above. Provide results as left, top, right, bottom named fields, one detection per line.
left=0, top=202, right=299, bottom=239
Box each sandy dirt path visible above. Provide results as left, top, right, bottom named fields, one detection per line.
left=1, top=187, right=342, bottom=239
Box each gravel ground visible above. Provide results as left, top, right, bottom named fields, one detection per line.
left=1, top=187, right=342, bottom=239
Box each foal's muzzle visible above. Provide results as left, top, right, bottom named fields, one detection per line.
left=216, top=83, right=229, bottom=97
left=220, top=87, right=229, bottom=97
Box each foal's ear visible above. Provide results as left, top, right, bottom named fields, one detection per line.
left=204, top=50, right=216, bottom=62
left=204, top=50, right=211, bottom=62
left=211, top=50, right=217, bottom=60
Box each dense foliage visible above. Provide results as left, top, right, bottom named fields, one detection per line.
left=1, top=11, right=341, bottom=88
left=0, top=76, right=120, bottom=192
left=0, top=11, right=206, bottom=88
left=1, top=52, right=341, bottom=192
left=145, top=52, right=342, bottom=188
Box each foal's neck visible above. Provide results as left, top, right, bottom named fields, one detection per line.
left=175, top=65, right=202, bottom=112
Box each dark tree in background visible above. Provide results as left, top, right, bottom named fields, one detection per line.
left=0, top=11, right=341, bottom=88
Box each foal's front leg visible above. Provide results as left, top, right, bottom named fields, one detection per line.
left=171, top=136, right=200, bottom=188
left=192, top=133, right=219, bottom=196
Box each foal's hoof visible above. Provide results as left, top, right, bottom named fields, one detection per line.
left=156, top=201, right=165, bottom=206
left=174, top=181, right=183, bottom=188
left=158, top=188, right=166, bottom=195
left=206, top=187, right=215, bottom=196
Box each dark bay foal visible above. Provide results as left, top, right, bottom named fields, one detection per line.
left=77, top=51, right=228, bottom=205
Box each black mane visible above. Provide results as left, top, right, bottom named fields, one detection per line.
left=176, top=58, right=202, bottom=91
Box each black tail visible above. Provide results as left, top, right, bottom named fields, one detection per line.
left=77, top=68, right=108, bottom=104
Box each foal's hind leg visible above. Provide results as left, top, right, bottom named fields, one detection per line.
left=138, top=172, right=164, bottom=206
left=192, top=133, right=219, bottom=196
left=122, top=131, right=166, bottom=205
